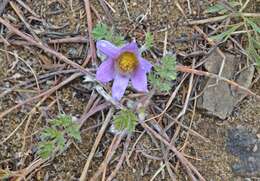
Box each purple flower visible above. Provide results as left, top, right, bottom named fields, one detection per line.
left=96, top=40, right=152, bottom=100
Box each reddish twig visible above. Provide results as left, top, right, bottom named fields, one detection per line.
left=0, top=17, right=92, bottom=76
left=106, top=133, right=132, bottom=181
left=0, top=72, right=82, bottom=120
left=140, top=122, right=206, bottom=181
left=79, top=108, right=114, bottom=181
left=48, top=36, right=88, bottom=44
left=89, top=133, right=124, bottom=181
left=83, top=0, right=96, bottom=66
left=176, top=65, right=260, bottom=100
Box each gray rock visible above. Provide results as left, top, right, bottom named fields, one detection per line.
left=226, top=127, right=260, bottom=177
left=197, top=50, right=254, bottom=119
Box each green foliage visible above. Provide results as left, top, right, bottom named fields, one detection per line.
left=247, top=37, right=260, bottom=67
left=206, top=1, right=260, bottom=69
left=149, top=54, right=177, bottom=93
left=113, top=110, right=138, bottom=133
left=246, top=18, right=260, bottom=34
left=244, top=18, right=260, bottom=68
left=210, top=24, right=241, bottom=42
left=92, top=22, right=125, bottom=46
left=144, top=32, right=153, bottom=50
left=206, top=1, right=240, bottom=14
left=37, top=115, right=81, bottom=159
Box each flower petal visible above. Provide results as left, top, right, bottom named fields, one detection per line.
left=120, top=41, right=139, bottom=55
left=96, top=40, right=119, bottom=58
left=96, top=58, right=115, bottom=83
left=131, top=67, right=148, bottom=92
left=139, top=57, right=152, bottom=72
left=112, top=74, right=129, bottom=100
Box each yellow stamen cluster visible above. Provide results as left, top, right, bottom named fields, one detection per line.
left=117, top=52, right=138, bottom=73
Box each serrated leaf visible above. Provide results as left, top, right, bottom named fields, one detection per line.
left=149, top=54, right=176, bottom=93
left=159, top=54, right=177, bottom=80
left=210, top=24, right=241, bottom=42
left=56, top=135, right=66, bottom=148
left=41, top=127, right=60, bottom=140
left=112, top=35, right=126, bottom=46
left=92, top=23, right=112, bottom=41
left=67, top=124, right=81, bottom=142
left=50, top=114, right=73, bottom=128
left=38, top=141, right=54, bottom=159
left=113, top=110, right=137, bottom=133
left=92, top=23, right=125, bottom=46
left=145, top=32, right=153, bottom=50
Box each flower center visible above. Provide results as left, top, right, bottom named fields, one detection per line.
left=117, top=52, right=138, bottom=74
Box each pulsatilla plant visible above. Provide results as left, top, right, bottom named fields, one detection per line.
left=93, top=23, right=153, bottom=101
left=37, top=115, right=81, bottom=159
left=92, top=23, right=177, bottom=133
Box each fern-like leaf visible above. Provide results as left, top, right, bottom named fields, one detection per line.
left=113, top=110, right=137, bottom=133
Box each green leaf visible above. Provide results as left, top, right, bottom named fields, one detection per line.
left=92, top=23, right=112, bottom=41
left=92, top=23, right=125, bottom=46
left=50, top=114, right=72, bottom=128
left=41, top=127, right=61, bottom=140
left=113, top=110, right=137, bottom=133
left=112, top=35, right=125, bottom=46
left=149, top=54, right=177, bottom=93
left=250, top=38, right=260, bottom=49
left=210, top=24, right=241, bottom=42
left=206, top=2, right=240, bottom=14
left=206, top=4, right=226, bottom=14
left=38, top=141, right=54, bottom=159
left=156, top=54, right=177, bottom=80
left=37, top=114, right=82, bottom=159
left=247, top=38, right=260, bottom=68
left=246, top=18, right=260, bottom=34
left=144, top=32, right=153, bottom=50
left=67, top=124, right=81, bottom=142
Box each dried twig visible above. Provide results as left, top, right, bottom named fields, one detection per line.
left=187, top=13, right=260, bottom=25
left=0, top=72, right=82, bottom=120
left=106, top=133, right=132, bottom=181
left=140, top=122, right=206, bottom=181
left=83, top=0, right=96, bottom=66
left=0, top=17, right=92, bottom=75
left=89, top=132, right=125, bottom=181
left=79, top=108, right=114, bottom=181
left=176, top=65, right=260, bottom=100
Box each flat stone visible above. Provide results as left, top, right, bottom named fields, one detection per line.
left=197, top=50, right=254, bottom=119
left=226, top=127, right=260, bottom=177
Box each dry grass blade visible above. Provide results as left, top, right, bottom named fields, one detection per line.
left=0, top=17, right=91, bottom=76
left=0, top=72, right=82, bottom=120
left=140, top=122, right=206, bottom=181
left=89, top=132, right=125, bottom=181
left=106, top=133, right=132, bottom=181
left=176, top=65, right=260, bottom=100
left=83, top=0, right=96, bottom=66
left=79, top=108, right=114, bottom=181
